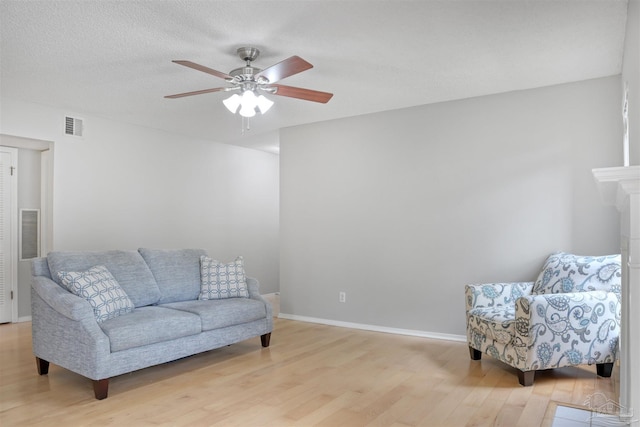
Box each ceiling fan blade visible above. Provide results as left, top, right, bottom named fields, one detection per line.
left=256, top=56, right=313, bottom=83
left=172, top=60, right=232, bottom=80
left=164, top=87, right=228, bottom=99
left=270, top=84, right=333, bottom=103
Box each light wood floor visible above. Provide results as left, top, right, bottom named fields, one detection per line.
left=0, top=318, right=618, bottom=426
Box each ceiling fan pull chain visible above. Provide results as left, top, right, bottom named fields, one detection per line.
left=240, top=116, right=252, bottom=135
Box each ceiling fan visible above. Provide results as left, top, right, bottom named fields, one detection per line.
left=165, top=47, right=333, bottom=117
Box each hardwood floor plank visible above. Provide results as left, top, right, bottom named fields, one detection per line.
left=0, top=318, right=619, bottom=426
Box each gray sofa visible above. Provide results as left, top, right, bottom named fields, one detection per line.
left=31, top=248, right=273, bottom=399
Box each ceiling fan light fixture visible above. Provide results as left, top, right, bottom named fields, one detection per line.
left=223, top=94, right=242, bottom=113
left=238, top=90, right=258, bottom=117
left=241, top=90, right=257, bottom=107
left=256, top=94, right=274, bottom=114
left=239, top=104, right=256, bottom=118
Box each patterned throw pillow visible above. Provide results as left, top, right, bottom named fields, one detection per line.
left=199, top=256, right=249, bottom=300
left=531, top=252, right=621, bottom=295
left=58, top=265, right=135, bottom=323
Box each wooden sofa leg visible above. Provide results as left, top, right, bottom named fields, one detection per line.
left=93, top=379, right=109, bottom=400
left=469, top=347, right=482, bottom=360
left=261, top=333, right=271, bottom=347
left=518, top=370, right=535, bottom=386
left=35, top=357, right=49, bottom=375
left=597, top=363, right=614, bottom=378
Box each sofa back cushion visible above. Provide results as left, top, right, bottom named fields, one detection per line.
left=138, top=248, right=207, bottom=304
left=531, top=252, right=621, bottom=295
left=47, top=250, right=161, bottom=307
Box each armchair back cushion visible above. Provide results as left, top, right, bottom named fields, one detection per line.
left=47, top=250, right=161, bottom=307
left=531, top=252, right=621, bottom=295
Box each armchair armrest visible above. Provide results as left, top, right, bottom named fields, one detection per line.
left=514, top=291, right=620, bottom=369
left=32, top=276, right=94, bottom=321
left=465, top=282, right=534, bottom=311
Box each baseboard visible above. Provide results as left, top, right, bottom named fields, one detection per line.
left=277, top=313, right=466, bottom=343
left=17, top=316, right=32, bottom=323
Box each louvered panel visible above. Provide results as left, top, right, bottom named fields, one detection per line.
left=65, top=116, right=83, bottom=137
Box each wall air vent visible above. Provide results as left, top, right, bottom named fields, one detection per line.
left=64, top=116, right=84, bottom=137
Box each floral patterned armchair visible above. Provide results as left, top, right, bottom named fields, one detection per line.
left=465, top=252, right=621, bottom=386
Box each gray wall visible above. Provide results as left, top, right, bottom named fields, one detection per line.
left=280, top=76, right=622, bottom=336
left=0, top=98, right=280, bottom=310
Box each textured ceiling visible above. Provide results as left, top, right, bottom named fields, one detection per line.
left=0, top=0, right=629, bottom=153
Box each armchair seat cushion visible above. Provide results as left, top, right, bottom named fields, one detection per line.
left=467, top=306, right=516, bottom=345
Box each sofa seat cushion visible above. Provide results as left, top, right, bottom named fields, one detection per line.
left=161, top=299, right=266, bottom=331
left=138, top=248, right=207, bottom=304
left=467, top=306, right=515, bottom=345
left=47, top=250, right=161, bottom=308
left=99, top=306, right=201, bottom=352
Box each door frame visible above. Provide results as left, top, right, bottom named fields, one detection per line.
left=0, top=134, right=54, bottom=323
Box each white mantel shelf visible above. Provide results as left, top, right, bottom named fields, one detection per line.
left=593, top=165, right=640, bottom=208
left=592, top=165, right=640, bottom=425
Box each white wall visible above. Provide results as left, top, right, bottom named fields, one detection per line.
left=280, top=76, right=622, bottom=336
left=0, top=97, right=280, bottom=305
left=623, top=0, right=639, bottom=165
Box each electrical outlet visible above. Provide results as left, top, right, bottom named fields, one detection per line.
left=339, top=292, right=346, bottom=303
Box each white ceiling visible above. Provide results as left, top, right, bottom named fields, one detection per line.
left=0, top=0, right=629, bottom=153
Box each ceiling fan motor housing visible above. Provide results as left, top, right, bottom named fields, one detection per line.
left=230, top=47, right=266, bottom=83
left=237, top=46, right=260, bottom=62
left=229, top=66, right=262, bottom=80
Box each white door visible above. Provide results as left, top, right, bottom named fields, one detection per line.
left=0, top=148, right=17, bottom=323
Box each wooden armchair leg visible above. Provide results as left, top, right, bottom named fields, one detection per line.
left=518, top=370, right=535, bottom=386
left=469, top=346, right=482, bottom=360
left=35, top=357, right=49, bottom=375
left=596, top=363, right=614, bottom=378
left=261, top=333, right=271, bottom=347
left=93, top=379, right=109, bottom=400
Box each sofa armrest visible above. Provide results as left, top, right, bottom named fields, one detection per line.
left=246, top=277, right=273, bottom=319
left=32, top=276, right=94, bottom=321
left=465, top=282, right=534, bottom=311
left=31, top=275, right=112, bottom=380
left=246, top=276, right=260, bottom=298
left=514, top=291, right=620, bottom=369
